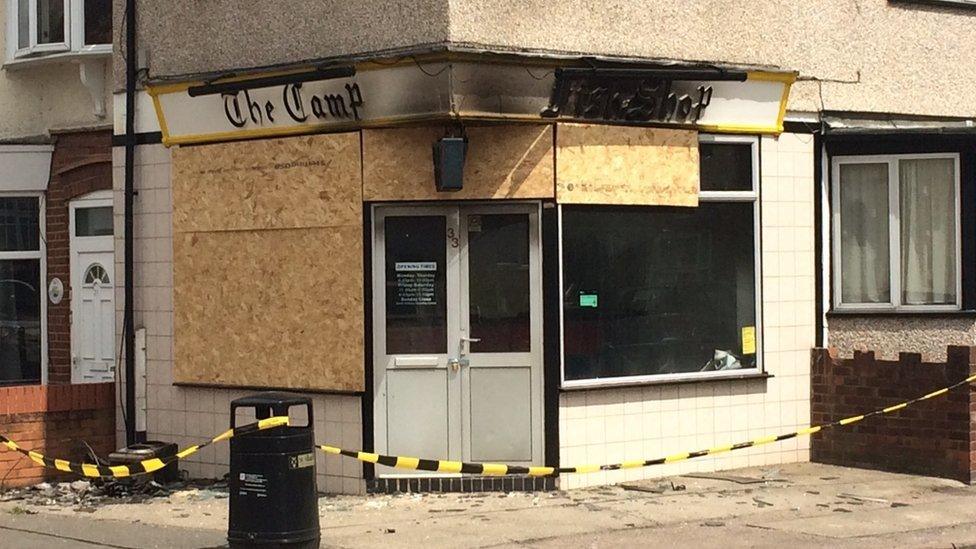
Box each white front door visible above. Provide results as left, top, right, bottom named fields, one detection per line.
left=372, top=203, right=544, bottom=474
left=70, top=192, right=116, bottom=383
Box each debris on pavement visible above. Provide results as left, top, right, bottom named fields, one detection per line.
left=0, top=477, right=230, bottom=510
left=620, top=480, right=686, bottom=493
left=752, top=497, right=773, bottom=508
left=837, top=493, right=890, bottom=505
left=683, top=472, right=788, bottom=485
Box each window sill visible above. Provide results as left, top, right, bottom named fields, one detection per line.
left=560, top=370, right=772, bottom=391
left=827, top=309, right=976, bottom=318
left=173, top=381, right=364, bottom=397
left=0, top=381, right=42, bottom=389
left=3, top=47, right=110, bottom=71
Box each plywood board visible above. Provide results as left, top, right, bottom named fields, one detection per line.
left=172, top=133, right=362, bottom=233
left=173, top=227, right=364, bottom=391
left=556, top=124, right=699, bottom=206
left=363, top=125, right=554, bottom=201
left=171, top=132, right=364, bottom=391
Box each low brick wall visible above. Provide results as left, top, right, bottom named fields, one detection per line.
left=0, top=383, right=115, bottom=488
left=811, top=346, right=976, bottom=483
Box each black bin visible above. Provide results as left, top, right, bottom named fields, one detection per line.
left=228, top=393, right=320, bottom=548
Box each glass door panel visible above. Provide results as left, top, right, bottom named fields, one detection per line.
left=467, top=214, right=531, bottom=353
left=384, top=216, right=448, bottom=355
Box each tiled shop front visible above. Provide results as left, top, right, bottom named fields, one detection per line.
left=111, top=57, right=820, bottom=493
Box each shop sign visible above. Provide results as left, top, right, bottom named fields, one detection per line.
left=146, top=62, right=794, bottom=146
left=220, top=83, right=364, bottom=129
left=149, top=63, right=451, bottom=146
left=541, top=70, right=714, bottom=125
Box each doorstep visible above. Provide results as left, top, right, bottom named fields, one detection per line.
left=367, top=476, right=558, bottom=493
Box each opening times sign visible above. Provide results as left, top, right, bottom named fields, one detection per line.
left=394, top=262, right=437, bottom=306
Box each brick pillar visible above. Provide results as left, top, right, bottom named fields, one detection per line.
left=947, top=346, right=976, bottom=484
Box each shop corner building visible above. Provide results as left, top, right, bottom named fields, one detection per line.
left=111, top=0, right=976, bottom=493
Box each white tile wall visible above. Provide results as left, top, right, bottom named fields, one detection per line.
left=558, top=133, right=817, bottom=489
left=113, top=144, right=365, bottom=494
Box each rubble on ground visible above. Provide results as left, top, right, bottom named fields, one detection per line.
left=0, top=477, right=229, bottom=510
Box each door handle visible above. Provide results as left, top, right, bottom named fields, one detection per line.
left=458, top=336, right=480, bottom=360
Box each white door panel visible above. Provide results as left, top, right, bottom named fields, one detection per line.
left=467, top=367, right=532, bottom=462
left=386, top=369, right=451, bottom=461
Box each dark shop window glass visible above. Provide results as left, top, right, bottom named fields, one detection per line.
left=700, top=143, right=753, bottom=192
left=84, top=0, right=112, bottom=45
left=76, top=206, right=113, bottom=237
left=0, top=198, right=40, bottom=252
left=467, top=214, right=530, bottom=353
left=385, top=216, right=447, bottom=355
left=37, top=0, right=65, bottom=44
left=0, top=260, right=42, bottom=385
left=562, top=204, right=757, bottom=381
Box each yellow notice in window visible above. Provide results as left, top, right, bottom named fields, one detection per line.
left=742, top=326, right=756, bottom=355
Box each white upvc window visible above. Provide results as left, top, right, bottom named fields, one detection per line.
left=6, top=0, right=110, bottom=60
left=831, top=153, right=962, bottom=312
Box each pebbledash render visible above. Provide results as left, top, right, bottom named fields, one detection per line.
left=110, top=0, right=976, bottom=494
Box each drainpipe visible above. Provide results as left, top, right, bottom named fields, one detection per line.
left=123, top=0, right=137, bottom=447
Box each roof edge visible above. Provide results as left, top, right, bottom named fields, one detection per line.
left=142, top=42, right=793, bottom=86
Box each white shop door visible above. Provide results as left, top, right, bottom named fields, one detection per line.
left=371, top=203, right=544, bottom=476
left=70, top=192, right=116, bottom=383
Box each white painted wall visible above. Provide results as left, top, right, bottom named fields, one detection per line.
left=0, top=1, right=112, bottom=140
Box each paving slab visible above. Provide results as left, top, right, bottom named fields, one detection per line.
left=1, top=462, right=975, bottom=548
left=748, top=499, right=976, bottom=539
left=0, top=511, right=226, bottom=549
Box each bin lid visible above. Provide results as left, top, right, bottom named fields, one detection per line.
left=231, top=391, right=311, bottom=407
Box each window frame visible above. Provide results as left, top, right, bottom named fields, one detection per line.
left=0, top=192, right=48, bottom=386
left=6, top=0, right=110, bottom=61
left=831, top=153, right=962, bottom=312
left=559, top=134, right=764, bottom=389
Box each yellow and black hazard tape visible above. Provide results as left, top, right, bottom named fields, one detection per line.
left=0, top=416, right=289, bottom=479
left=320, top=373, right=976, bottom=477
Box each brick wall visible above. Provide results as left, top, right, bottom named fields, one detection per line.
left=46, top=129, right=113, bottom=384
left=0, top=383, right=115, bottom=488
left=811, top=346, right=976, bottom=484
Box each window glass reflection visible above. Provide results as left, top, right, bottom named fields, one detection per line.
left=562, top=204, right=757, bottom=381
left=0, top=260, right=42, bottom=385
left=468, top=214, right=530, bottom=353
